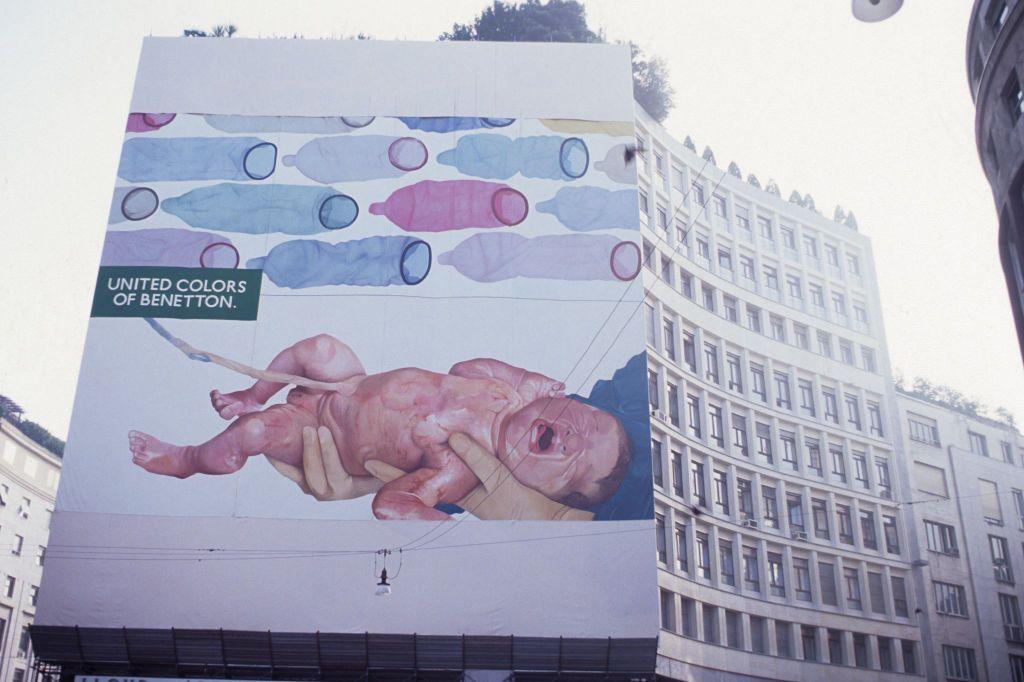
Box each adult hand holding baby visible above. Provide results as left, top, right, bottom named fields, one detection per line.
left=268, top=426, right=385, bottom=501
left=278, top=426, right=593, bottom=520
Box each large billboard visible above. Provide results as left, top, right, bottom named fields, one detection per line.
left=38, top=38, right=655, bottom=639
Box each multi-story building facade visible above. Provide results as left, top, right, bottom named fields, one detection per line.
left=967, top=0, right=1024, bottom=364
left=635, top=108, right=925, bottom=680
left=897, top=390, right=1024, bottom=682
left=0, top=417, right=60, bottom=682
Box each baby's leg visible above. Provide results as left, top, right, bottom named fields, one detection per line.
left=130, top=404, right=315, bottom=478
left=371, top=449, right=478, bottom=521
left=212, top=334, right=366, bottom=419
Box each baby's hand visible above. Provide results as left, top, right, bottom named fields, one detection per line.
left=520, top=373, right=565, bottom=402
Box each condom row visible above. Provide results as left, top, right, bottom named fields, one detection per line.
left=101, top=229, right=239, bottom=269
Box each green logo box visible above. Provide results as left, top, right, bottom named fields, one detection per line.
left=91, top=266, right=262, bottom=320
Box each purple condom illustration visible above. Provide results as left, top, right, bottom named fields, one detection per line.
left=438, top=233, right=641, bottom=283
left=282, top=135, right=428, bottom=183
left=369, top=180, right=528, bottom=232
left=126, top=113, right=176, bottom=132
left=101, top=229, right=239, bottom=269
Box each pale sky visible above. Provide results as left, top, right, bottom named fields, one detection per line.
left=0, top=0, right=1017, bottom=438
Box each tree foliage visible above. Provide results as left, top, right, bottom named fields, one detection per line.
left=0, top=394, right=64, bottom=457
left=183, top=24, right=237, bottom=38
left=894, top=374, right=1017, bottom=431
left=440, top=0, right=675, bottom=122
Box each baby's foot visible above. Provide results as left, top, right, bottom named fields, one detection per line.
left=210, top=389, right=262, bottom=420
left=129, top=430, right=195, bottom=478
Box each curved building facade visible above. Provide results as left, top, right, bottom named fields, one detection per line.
left=968, top=0, right=1024, bottom=364
left=635, top=108, right=925, bottom=680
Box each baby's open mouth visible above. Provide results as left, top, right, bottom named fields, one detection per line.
left=529, top=420, right=555, bottom=453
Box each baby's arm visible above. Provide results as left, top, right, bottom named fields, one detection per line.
left=371, top=448, right=479, bottom=521
left=449, top=358, right=564, bottom=404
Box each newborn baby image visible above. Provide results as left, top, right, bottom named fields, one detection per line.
left=128, top=334, right=632, bottom=520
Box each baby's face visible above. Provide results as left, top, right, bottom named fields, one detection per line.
left=499, top=397, right=624, bottom=503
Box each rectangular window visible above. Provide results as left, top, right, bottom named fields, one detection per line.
left=860, top=510, right=878, bottom=550
left=746, top=305, right=762, bottom=333
left=696, top=532, right=711, bottom=579
left=708, top=403, right=724, bottom=446
left=845, top=394, right=862, bottom=430
left=757, top=215, right=773, bottom=240
left=827, top=629, right=843, bottom=665
left=822, top=389, right=838, bottom=423
left=675, top=523, right=688, bottom=572
left=774, top=371, right=791, bottom=409
left=726, top=353, right=742, bottom=391
left=781, top=226, right=796, bottom=250
left=892, top=576, right=908, bottom=617
left=655, top=513, right=667, bottom=562
left=702, top=604, right=718, bottom=644
left=883, top=515, right=900, bottom=554
left=861, top=347, right=877, bottom=373
left=713, top=194, right=727, bottom=218
left=902, top=640, right=917, bottom=674
left=660, top=589, right=675, bottom=630
left=657, top=205, right=669, bottom=231
left=723, top=295, right=738, bottom=322
left=1001, top=593, right=1024, bottom=642
left=916, top=461, right=949, bottom=497
left=786, top=274, right=802, bottom=298
left=793, top=558, right=811, bottom=601
left=853, top=633, right=867, bottom=669
left=682, top=332, right=696, bottom=372
left=991, top=534, right=1014, bottom=583
left=793, top=324, right=809, bottom=349
left=671, top=166, right=686, bottom=192
left=800, top=625, right=817, bottom=662
left=713, top=469, right=729, bottom=515
left=672, top=451, right=684, bottom=496
left=829, top=444, right=846, bottom=482
left=868, top=571, right=886, bottom=614
left=819, top=561, right=837, bottom=606
left=763, top=265, right=779, bottom=291
left=16, top=625, right=29, bottom=658
left=969, top=430, right=989, bottom=457
left=738, top=479, right=753, bottom=518
left=651, top=439, right=664, bottom=487
left=769, top=314, right=786, bottom=342
left=704, top=343, right=719, bottom=383
left=787, top=493, right=805, bottom=532
left=4, top=576, right=14, bottom=598
left=681, top=597, right=696, bottom=638
left=750, top=615, right=767, bottom=654
left=647, top=369, right=659, bottom=410
left=742, top=545, right=760, bottom=591
left=735, top=205, right=751, bottom=232
left=687, top=394, right=702, bottom=439
left=1003, top=441, right=1016, bottom=464
left=667, top=383, right=680, bottom=427
left=639, top=188, right=650, bottom=216
left=644, top=302, right=657, bottom=346
left=776, top=621, right=793, bottom=658
left=908, top=415, right=940, bottom=445
left=762, top=485, right=779, bottom=528
left=767, top=552, right=785, bottom=597
left=844, top=566, right=862, bottom=609
left=981, top=479, right=1003, bottom=524
left=812, top=499, right=830, bottom=540
left=868, top=401, right=884, bottom=436
left=846, top=252, right=861, bottom=275
left=725, top=609, right=741, bottom=649
left=750, top=363, right=766, bottom=402
left=731, top=414, right=748, bottom=457
left=878, top=638, right=894, bottom=672
left=798, top=379, right=815, bottom=416
left=696, top=236, right=710, bottom=260
left=934, top=581, right=968, bottom=617
left=691, top=461, right=706, bottom=507
left=756, top=422, right=773, bottom=464
left=718, top=248, right=732, bottom=271
left=831, top=292, right=846, bottom=316
left=780, top=431, right=797, bottom=470
left=701, top=284, right=716, bottom=312
left=740, top=255, right=755, bottom=280
left=719, top=540, right=735, bottom=586
left=837, top=505, right=854, bottom=544
left=12, top=534, right=23, bottom=557
left=853, top=453, right=869, bottom=489
left=943, top=645, right=977, bottom=681
left=663, top=319, right=676, bottom=361
left=806, top=438, right=823, bottom=475
left=925, top=520, right=959, bottom=555
left=839, top=339, right=854, bottom=365
left=817, top=330, right=832, bottom=358
left=691, top=181, right=706, bottom=207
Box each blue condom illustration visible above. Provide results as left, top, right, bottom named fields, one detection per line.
left=396, top=117, right=515, bottom=133
left=536, top=186, right=640, bottom=231
left=282, top=135, right=428, bottom=183
left=247, top=235, right=431, bottom=288
left=436, top=134, right=588, bottom=181
left=118, top=137, right=278, bottom=182
left=108, top=186, right=159, bottom=223
left=203, top=115, right=374, bottom=134
left=162, top=183, right=359, bottom=235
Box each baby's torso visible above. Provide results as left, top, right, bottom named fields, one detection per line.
left=307, top=368, right=521, bottom=476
